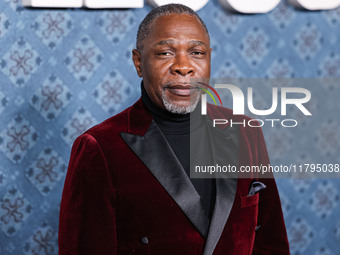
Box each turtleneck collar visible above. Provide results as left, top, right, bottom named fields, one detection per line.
left=141, top=83, right=202, bottom=134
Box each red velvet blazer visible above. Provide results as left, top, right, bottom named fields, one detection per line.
left=59, top=98, right=290, bottom=255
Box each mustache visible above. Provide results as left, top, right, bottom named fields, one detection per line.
left=163, top=82, right=200, bottom=89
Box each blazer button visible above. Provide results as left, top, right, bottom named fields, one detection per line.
left=140, top=236, right=149, bottom=245
left=255, top=225, right=261, bottom=232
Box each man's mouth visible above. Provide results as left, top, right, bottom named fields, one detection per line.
left=164, top=84, right=199, bottom=96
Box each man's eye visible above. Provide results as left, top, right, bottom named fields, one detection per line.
left=192, top=51, right=204, bottom=55
left=158, top=52, right=172, bottom=56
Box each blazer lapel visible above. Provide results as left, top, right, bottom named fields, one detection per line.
left=121, top=99, right=239, bottom=250
left=121, top=119, right=210, bottom=238
left=203, top=178, right=237, bottom=255
left=201, top=106, right=239, bottom=255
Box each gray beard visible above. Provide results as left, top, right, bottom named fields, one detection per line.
left=161, top=89, right=201, bottom=114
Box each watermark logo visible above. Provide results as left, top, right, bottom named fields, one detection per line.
left=196, top=82, right=223, bottom=107
left=198, top=82, right=312, bottom=128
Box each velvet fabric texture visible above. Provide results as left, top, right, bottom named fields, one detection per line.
left=59, top=98, right=290, bottom=255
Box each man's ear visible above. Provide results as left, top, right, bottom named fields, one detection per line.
left=132, top=49, right=143, bottom=77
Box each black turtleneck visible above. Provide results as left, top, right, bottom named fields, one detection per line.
left=141, top=84, right=216, bottom=220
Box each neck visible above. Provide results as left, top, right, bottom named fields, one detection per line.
left=141, top=83, right=202, bottom=134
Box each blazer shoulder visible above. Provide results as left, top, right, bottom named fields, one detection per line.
left=85, top=99, right=141, bottom=140
left=88, top=107, right=129, bottom=135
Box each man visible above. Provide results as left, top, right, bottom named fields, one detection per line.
left=59, top=4, right=290, bottom=255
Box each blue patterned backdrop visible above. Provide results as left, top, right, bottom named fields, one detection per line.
left=0, top=0, right=340, bottom=254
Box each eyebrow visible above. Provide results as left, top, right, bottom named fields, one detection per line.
left=152, top=39, right=208, bottom=48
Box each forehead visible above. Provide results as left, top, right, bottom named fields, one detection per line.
left=147, top=14, right=209, bottom=44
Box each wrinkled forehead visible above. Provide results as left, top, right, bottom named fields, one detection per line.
left=147, top=14, right=210, bottom=45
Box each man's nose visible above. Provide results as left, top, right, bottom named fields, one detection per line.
left=170, top=53, right=195, bottom=76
